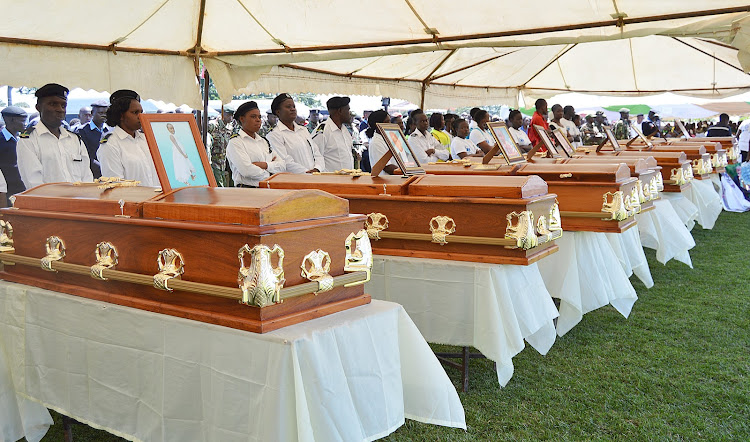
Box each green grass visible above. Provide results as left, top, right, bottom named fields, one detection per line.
left=37, top=212, right=749, bottom=441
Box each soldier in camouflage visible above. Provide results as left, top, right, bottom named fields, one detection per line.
left=207, top=108, right=239, bottom=186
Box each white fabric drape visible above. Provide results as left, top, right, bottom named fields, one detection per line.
left=537, top=231, right=638, bottom=337
left=661, top=191, right=700, bottom=230
left=0, top=281, right=466, bottom=442
left=605, top=226, right=654, bottom=288
left=683, top=179, right=724, bottom=229
left=636, top=199, right=696, bottom=268
left=366, top=256, right=558, bottom=387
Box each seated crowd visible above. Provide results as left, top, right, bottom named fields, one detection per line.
left=1, top=83, right=748, bottom=201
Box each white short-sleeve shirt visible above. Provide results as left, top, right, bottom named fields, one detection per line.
left=266, top=122, right=325, bottom=173
left=408, top=129, right=449, bottom=163
left=312, top=122, right=354, bottom=172
left=17, top=122, right=93, bottom=189
left=450, top=137, right=480, bottom=160
left=367, top=134, right=398, bottom=176
left=469, top=127, right=495, bottom=148
left=98, top=126, right=160, bottom=187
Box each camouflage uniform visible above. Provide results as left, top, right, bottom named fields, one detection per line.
left=258, top=121, right=276, bottom=138
left=613, top=119, right=633, bottom=140
left=207, top=118, right=238, bottom=186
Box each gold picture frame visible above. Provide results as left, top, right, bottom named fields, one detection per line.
left=487, top=121, right=526, bottom=165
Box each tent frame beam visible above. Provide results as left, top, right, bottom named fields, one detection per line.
left=671, top=37, right=747, bottom=74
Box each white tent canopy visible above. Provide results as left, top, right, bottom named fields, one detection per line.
left=1, top=1, right=750, bottom=107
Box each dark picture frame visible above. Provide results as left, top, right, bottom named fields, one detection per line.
left=487, top=121, right=526, bottom=165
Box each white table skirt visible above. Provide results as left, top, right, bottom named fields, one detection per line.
left=636, top=199, right=695, bottom=268
left=661, top=192, right=700, bottom=231
left=366, top=256, right=558, bottom=387
left=537, top=231, right=638, bottom=337
left=605, top=225, right=654, bottom=288
left=0, top=281, right=465, bottom=442
left=682, top=179, right=723, bottom=229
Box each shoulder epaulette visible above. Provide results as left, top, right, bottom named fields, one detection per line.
left=100, top=132, right=113, bottom=144
left=229, top=133, right=239, bottom=139
left=65, top=126, right=83, bottom=140
left=19, top=124, right=35, bottom=139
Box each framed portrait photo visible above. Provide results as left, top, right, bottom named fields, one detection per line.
left=140, top=113, right=217, bottom=192
left=629, top=123, right=654, bottom=149
left=674, top=119, right=691, bottom=139
left=374, top=123, right=425, bottom=176
left=487, top=121, right=526, bottom=165
left=597, top=125, right=622, bottom=152
left=530, top=124, right=562, bottom=159
left=551, top=128, right=575, bottom=158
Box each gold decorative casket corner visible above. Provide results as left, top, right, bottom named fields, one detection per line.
left=545, top=200, right=563, bottom=241
left=626, top=186, right=642, bottom=215
left=41, top=236, right=65, bottom=272
left=300, top=249, right=334, bottom=294
left=365, top=213, right=389, bottom=240
left=684, top=164, right=694, bottom=181
left=505, top=211, right=538, bottom=249
left=154, top=248, right=185, bottom=291
left=0, top=220, right=14, bottom=253
left=238, top=244, right=285, bottom=307
left=90, top=241, right=118, bottom=280
left=7, top=195, right=17, bottom=209
left=641, top=179, right=652, bottom=202
left=654, top=173, right=664, bottom=192
left=649, top=176, right=660, bottom=199
left=692, top=158, right=711, bottom=175
left=344, top=230, right=373, bottom=287
left=670, top=168, right=686, bottom=186
left=602, top=191, right=630, bottom=221
left=429, top=216, right=455, bottom=245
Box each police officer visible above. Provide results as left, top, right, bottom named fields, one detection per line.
left=266, top=93, right=325, bottom=174
left=75, top=99, right=109, bottom=178
left=17, top=83, right=93, bottom=189
left=312, top=96, right=354, bottom=172
left=0, top=106, right=27, bottom=203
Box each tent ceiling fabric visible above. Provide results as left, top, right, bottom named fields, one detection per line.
left=1, top=1, right=750, bottom=107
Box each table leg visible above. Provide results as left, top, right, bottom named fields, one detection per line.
left=62, top=415, right=78, bottom=442
left=434, top=346, right=486, bottom=392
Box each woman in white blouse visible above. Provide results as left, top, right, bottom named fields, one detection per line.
left=226, top=101, right=285, bottom=188
left=97, top=89, right=160, bottom=187
left=450, top=119, right=483, bottom=160
left=468, top=109, right=495, bottom=154
left=364, top=110, right=398, bottom=176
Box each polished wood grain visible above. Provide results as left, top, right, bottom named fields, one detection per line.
left=407, top=174, right=548, bottom=198
left=262, top=173, right=415, bottom=195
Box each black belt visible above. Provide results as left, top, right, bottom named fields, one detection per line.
left=236, top=184, right=258, bottom=188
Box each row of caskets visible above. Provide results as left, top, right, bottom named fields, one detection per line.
left=0, top=135, right=730, bottom=332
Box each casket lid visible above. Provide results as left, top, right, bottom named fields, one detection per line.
left=10, top=182, right=161, bottom=217
left=618, top=151, right=687, bottom=162
left=516, top=163, right=631, bottom=182
left=142, top=186, right=349, bottom=226
left=407, top=174, right=548, bottom=198
left=261, top=173, right=415, bottom=195
left=651, top=144, right=707, bottom=154
left=564, top=157, right=649, bottom=174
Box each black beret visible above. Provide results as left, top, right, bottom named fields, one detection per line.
left=234, top=101, right=259, bottom=121
left=110, top=89, right=140, bottom=104
left=35, top=83, right=68, bottom=99
left=1, top=106, right=28, bottom=117
left=270, top=93, right=293, bottom=115
left=326, top=96, right=350, bottom=110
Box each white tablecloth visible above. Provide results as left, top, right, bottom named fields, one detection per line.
left=366, top=256, right=558, bottom=387
left=0, top=281, right=465, bottom=442
left=636, top=199, right=695, bottom=268
left=605, top=225, right=654, bottom=288
left=661, top=191, right=700, bottom=231
left=682, top=179, right=723, bottom=229
left=537, top=231, right=638, bottom=337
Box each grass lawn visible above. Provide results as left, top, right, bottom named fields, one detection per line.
left=36, top=212, right=749, bottom=441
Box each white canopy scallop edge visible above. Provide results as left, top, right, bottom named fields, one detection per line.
left=1, top=1, right=750, bottom=107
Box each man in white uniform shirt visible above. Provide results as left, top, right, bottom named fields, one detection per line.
left=17, top=83, right=93, bottom=189
left=408, top=109, right=449, bottom=163
left=737, top=118, right=750, bottom=162
left=507, top=110, right=533, bottom=153
left=227, top=101, right=286, bottom=187
left=313, top=96, right=354, bottom=172
left=266, top=93, right=325, bottom=174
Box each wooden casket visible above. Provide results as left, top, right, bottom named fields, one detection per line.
left=593, top=151, right=693, bottom=193
left=626, top=142, right=724, bottom=175
left=422, top=162, right=639, bottom=233
left=631, top=136, right=737, bottom=165
left=261, top=173, right=559, bottom=265
left=560, top=156, right=660, bottom=212
left=0, top=184, right=373, bottom=333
